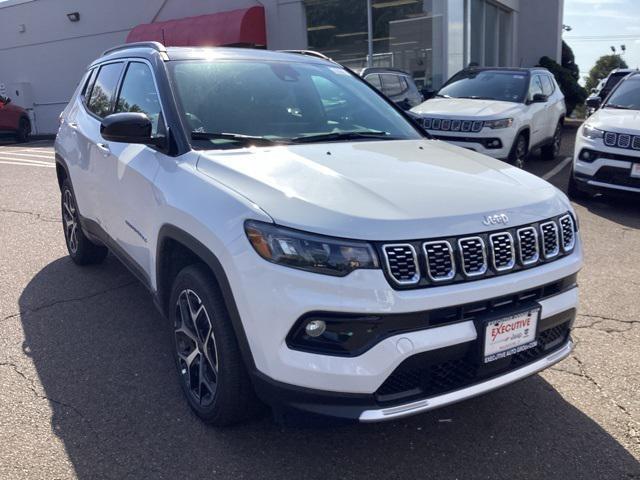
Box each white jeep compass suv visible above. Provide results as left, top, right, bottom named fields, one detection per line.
left=55, top=43, right=582, bottom=425
left=411, top=68, right=566, bottom=168
left=571, top=71, right=640, bottom=197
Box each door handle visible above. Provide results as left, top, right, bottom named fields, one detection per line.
left=96, top=143, right=111, bottom=155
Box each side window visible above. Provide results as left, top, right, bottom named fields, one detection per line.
left=115, top=62, right=163, bottom=135
left=365, top=74, right=382, bottom=91
left=529, top=75, right=544, bottom=99
left=381, top=74, right=404, bottom=97
left=541, top=75, right=555, bottom=96
left=87, top=62, right=124, bottom=118
left=81, top=69, right=98, bottom=100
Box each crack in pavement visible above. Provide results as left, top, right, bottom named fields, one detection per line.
left=574, top=313, right=640, bottom=334
left=2, top=281, right=137, bottom=323
left=0, top=207, right=60, bottom=223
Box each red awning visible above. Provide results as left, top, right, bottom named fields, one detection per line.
left=126, top=6, right=266, bottom=48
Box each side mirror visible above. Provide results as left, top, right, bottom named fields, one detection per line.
left=100, top=112, right=165, bottom=147
left=529, top=93, right=548, bottom=104
left=421, top=88, right=436, bottom=100
left=586, top=96, right=602, bottom=110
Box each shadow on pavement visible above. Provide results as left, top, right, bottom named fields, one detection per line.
left=18, top=257, right=640, bottom=479
left=572, top=192, right=640, bottom=230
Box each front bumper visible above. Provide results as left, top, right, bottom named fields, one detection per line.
left=573, top=136, right=640, bottom=193
left=427, top=129, right=514, bottom=159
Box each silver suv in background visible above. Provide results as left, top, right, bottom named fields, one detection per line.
left=359, top=67, right=424, bottom=110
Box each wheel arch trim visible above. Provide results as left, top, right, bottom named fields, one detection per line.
left=156, top=224, right=258, bottom=372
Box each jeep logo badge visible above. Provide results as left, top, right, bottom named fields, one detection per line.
left=483, top=214, right=509, bottom=226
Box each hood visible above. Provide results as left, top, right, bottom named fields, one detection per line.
left=196, top=140, right=568, bottom=241
left=587, top=108, right=640, bottom=135
left=411, top=98, right=522, bottom=119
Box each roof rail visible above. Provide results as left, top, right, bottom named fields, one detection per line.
left=278, top=50, right=335, bottom=62
left=102, top=41, right=167, bottom=57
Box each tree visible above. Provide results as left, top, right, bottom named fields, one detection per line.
left=538, top=41, right=587, bottom=116
left=584, top=54, right=628, bottom=92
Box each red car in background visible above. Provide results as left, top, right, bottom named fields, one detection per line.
left=0, top=95, right=31, bottom=142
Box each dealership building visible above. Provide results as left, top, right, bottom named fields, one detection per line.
left=0, top=0, right=564, bottom=134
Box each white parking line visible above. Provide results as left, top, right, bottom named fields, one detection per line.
left=0, top=155, right=54, bottom=165
left=2, top=151, right=55, bottom=160
left=0, top=160, right=55, bottom=168
left=542, top=156, right=573, bottom=180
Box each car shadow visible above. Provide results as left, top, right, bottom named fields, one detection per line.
left=572, top=192, right=640, bottom=230
left=18, top=257, right=640, bottom=479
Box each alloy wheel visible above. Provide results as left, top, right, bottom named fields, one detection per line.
left=174, top=289, right=219, bottom=407
left=62, top=188, right=79, bottom=254
left=514, top=136, right=527, bottom=169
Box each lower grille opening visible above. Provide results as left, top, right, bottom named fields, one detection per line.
left=375, top=316, right=572, bottom=404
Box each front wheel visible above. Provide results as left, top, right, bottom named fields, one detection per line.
left=170, top=264, right=260, bottom=426
left=508, top=133, right=528, bottom=169
left=541, top=122, right=563, bottom=160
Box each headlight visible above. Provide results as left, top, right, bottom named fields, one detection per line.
left=484, top=118, right=514, bottom=129
left=245, top=220, right=379, bottom=277
left=582, top=124, right=604, bottom=140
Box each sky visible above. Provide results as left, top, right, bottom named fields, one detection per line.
left=563, top=0, right=640, bottom=84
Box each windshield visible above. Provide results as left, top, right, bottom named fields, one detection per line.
left=605, top=76, right=640, bottom=110
left=437, top=70, right=529, bottom=103
left=168, top=60, right=422, bottom=149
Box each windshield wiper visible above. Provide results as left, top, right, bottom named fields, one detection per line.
left=456, top=95, right=496, bottom=100
left=604, top=104, right=633, bottom=110
left=290, top=130, right=394, bottom=144
left=436, top=94, right=451, bottom=98
left=191, top=131, right=286, bottom=146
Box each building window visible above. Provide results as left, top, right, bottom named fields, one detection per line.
left=468, top=0, right=513, bottom=68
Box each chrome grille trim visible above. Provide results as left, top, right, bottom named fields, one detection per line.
left=489, top=232, right=516, bottom=272
left=458, top=236, right=487, bottom=277
left=618, top=134, right=631, bottom=149
left=604, top=132, right=617, bottom=147
left=382, top=244, right=420, bottom=285
left=540, top=221, right=560, bottom=259
left=559, top=214, right=576, bottom=252
left=516, top=226, right=540, bottom=265
left=422, top=241, right=456, bottom=282
left=603, top=130, right=640, bottom=151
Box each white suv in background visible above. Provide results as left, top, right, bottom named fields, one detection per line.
left=411, top=68, right=566, bottom=168
left=55, top=43, right=582, bottom=425
left=571, top=71, right=640, bottom=197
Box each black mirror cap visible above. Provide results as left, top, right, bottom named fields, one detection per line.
left=585, top=96, right=602, bottom=109
left=421, top=89, right=436, bottom=100
left=530, top=93, right=548, bottom=104
left=100, top=112, right=165, bottom=147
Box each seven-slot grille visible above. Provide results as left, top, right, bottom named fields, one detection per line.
left=489, top=233, right=515, bottom=271
left=422, top=118, right=484, bottom=133
left=540, top=221, right=560, bottom=259
left=380, top=214, right=576, bottom=288
left=603, top=131, right=640, bottom=151
left=559, top=215, right=576, bottom=251
left=458, top=237, right=487, bottom=277
left=382, top=244, right=420, bottom=285
left=423, top=241, right=455, bottom=281
left=516, top=227, right=539, bottom=265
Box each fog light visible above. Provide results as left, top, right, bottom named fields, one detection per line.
left=305, top=320, right=326, bottom=337
left=580, top=149, right=597, bottom=162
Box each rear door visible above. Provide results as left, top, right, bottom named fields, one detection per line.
left=540, top=74, right=559, bottom=139
left=82, top=61, right=125, bottom=230
left=105, top=60, right=165, bottom=278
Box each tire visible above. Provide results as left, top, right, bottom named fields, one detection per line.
left=508, top=132, right=528, bottom=169
left=170, top=264, right=260, bottom=426
left=541, top=122, right=562, bottom=160
left=15, top=117, right=31, bottom=143
left=61, top=179, right=108, bottom=265
left=568, top=171, right=590, bottom=200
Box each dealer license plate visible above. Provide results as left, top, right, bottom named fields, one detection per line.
left=631, top=163, right=640, bottom=178
left=483, top=308, right=540, bottom=364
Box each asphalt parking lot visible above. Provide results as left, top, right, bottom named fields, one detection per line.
left=0, top=128, right=638, bottom=480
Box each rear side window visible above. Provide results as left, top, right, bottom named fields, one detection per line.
left=82, top=69, right=98, bottom=99
left=381, top=74, right=407, bottom=97
left=87, top=62, right=124, bottom=118
left=364, top=74, right=382, bottom=90
left=115, top=62, right=163, bottom=135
